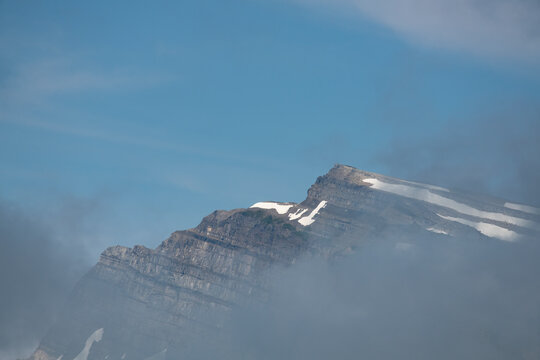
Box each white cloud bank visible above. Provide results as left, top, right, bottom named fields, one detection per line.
left=300, top=0, right=540, bottom=62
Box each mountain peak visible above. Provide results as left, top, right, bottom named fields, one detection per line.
left=322, top=164, right=384, bottom=185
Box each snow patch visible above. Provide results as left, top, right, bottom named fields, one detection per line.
left=73, top=328, right=104, bottom=360
left=403, top=179, right=449, bottom=192
left=250, top=202, right=294, bottom=215
left=298, top=201, right=328, bottom=226
left=288, top=208, right=308, bottom=220
left=426, top=227, right=448, bottom=235
left=364, top=178, right=535, bottom=229
left=504, top=202, right=540, bottom=215
left=438, top=214, right=519, bottom=242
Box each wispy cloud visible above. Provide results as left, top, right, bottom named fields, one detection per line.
left=298, top=0, right=540, bottom=63
left=0, top=115, right=252, bottom=167
left=0, top=50, right=200, bottom=157
left=0, top=57, right=165, bottom=107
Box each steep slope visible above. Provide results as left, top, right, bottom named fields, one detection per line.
left=29, top=165, right=539, bottom=360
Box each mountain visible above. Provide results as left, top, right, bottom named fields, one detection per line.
left=28, top=164, right=540, bottom=360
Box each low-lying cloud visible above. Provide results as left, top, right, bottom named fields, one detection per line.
left=376, top=105, right=540, bottom=207
left=0, top=198, right=107, bottom=360
left=178, top=232, right=540, bottom=360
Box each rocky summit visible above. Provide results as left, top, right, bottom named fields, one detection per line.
left=28, top=165, right=540, bottom=360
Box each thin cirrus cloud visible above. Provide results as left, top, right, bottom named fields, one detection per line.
left=299, top=0, right=540, bottom=63
left=0, top=58, right=166, bottom=107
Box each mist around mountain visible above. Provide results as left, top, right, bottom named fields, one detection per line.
left=159, top=169, right=540, bottom=360
left=2, top=0, right=540, bottom=357
left=187, top=237, right=540, bottom=360
left=14, top=164, right=540, bottom=360
left=0, top=200, right=99, bottom=360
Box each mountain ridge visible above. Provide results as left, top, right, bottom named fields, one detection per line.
left=28, top=164, right=539, bottom=360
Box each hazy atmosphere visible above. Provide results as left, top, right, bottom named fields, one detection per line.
left=1, top=1, right=540, bottom=359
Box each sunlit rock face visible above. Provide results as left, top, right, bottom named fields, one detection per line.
left=29, top=165, right=539, bottom=360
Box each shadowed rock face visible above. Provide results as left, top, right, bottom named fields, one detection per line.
left=29, top=165, right=540, bottom=360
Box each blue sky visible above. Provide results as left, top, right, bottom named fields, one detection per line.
left=1, top=0, right=540, bottom=254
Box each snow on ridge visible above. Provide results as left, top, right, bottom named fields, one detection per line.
left=403, top=179, right=449, bottom=192
left=437, top=214, right=519, bottom=242
left=250, top=200, right=328, bottom=226
left=73, top=328, right=104, bottom=360
left=250, top=202, right=294, bottom=215
left=298, top=201, right=328, bottom=226
left=363, top=178, right=536, bottom=229
left=288, top=208, right=308, bottom=220
left=504, top=202, right=540, bottom=215
left=426, top=227, right=448, bottom=235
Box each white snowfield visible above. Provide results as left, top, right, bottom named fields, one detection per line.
left=363, top=178, right=537, bottom=230
left=438, top=214, right=519, bottom=242
left=298, top=201, right=328, bottom=226
left=250, top=200, right=328, bottom=226
left=288, top=208, right=308, bottom=220
left=403, top=179, right=450, bottom=193
left=504, top=202, right=540, bottom=215
left=73, top=328, right=104, bottom=360
left=250, top=202, right=294, bottom=214
left=426, top=227, right=449, bottom=235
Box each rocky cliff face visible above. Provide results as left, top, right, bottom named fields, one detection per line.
left=29, top=165, right=539, bottom=360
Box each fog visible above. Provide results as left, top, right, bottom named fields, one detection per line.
left=0, top=198, right=104, bottom=360
left=377, top=105, right=540, bottom=207
left=180, top=233, right=540, bottom=360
